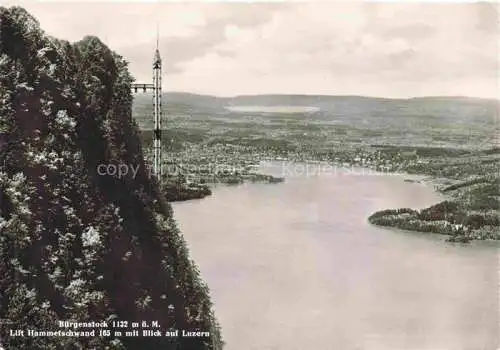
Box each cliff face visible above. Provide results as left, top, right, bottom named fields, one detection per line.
left=0, top=6, right=222, bottom=349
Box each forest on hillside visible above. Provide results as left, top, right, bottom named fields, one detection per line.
left=0, top=6, right=222, bottom=350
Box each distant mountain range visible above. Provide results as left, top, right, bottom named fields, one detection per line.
left=147, top=92, right=499, bottom=108
left=133, top=92, right=499, bottom=127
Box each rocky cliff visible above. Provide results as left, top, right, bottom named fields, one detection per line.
left=0, top=6, right=222, bottom=349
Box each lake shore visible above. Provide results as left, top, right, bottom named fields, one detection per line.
left=165, top=149, right=499, bottom=243
left=253, top=157, right=499, bottom=243
left=366, top=151, right=499, bottom=242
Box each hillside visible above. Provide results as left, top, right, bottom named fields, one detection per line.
left=0, top=6, right=222, bottom=350
left=369, top=148, right=500, bottom=242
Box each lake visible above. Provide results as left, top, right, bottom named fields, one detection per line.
left=172, top=161, right=499, bottom=350
left=225, top=106, right=320, bottom=113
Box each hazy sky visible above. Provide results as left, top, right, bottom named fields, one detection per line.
left=4, top=1, right=499, bottom=98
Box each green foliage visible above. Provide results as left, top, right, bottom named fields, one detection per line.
left=369, top=193, right=500, bottom=241
left=0, top=6, right=222, bottom=349
left=162, top=181, right=212, bottom=202
left=418, top=201, right=460, bottom=221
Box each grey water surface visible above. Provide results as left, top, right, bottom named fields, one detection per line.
left=172, top=162, right=499, bottom=350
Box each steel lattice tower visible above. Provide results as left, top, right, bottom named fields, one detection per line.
left=131, top=29, right=163, bottom=181
left=153, top=36, right=162, bottom=179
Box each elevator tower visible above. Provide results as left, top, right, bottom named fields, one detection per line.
left=152, top=35, right=162, bottom=179
left=131, top=29, right=163, bottom=181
